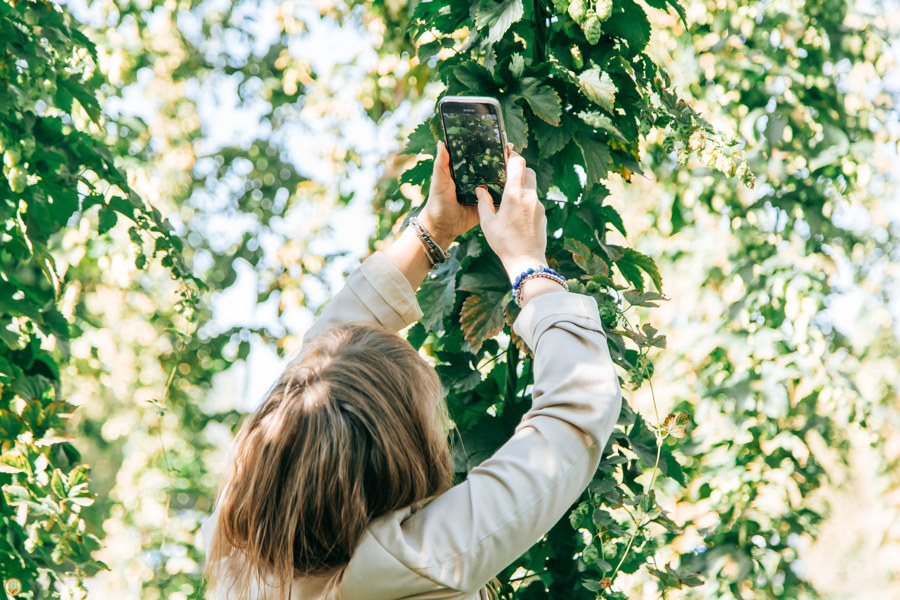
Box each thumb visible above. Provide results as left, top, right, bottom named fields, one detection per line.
left=475, top=186, right=496, bottom=222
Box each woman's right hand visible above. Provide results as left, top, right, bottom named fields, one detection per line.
left=475, top=153, right=548, bottom=281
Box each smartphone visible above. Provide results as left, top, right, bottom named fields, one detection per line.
left=438, top=96, right=509, bottom=205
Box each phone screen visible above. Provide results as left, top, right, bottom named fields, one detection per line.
left=440, top=101, right=506, bottom=205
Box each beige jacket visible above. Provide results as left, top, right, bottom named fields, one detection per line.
left=201, top=252, right=622, bottom=599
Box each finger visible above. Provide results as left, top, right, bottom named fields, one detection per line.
left=475, top=186, right=496, bottom=221
left=430, top=141, right=456, bottom=196
left=506, top=155, right=527, bottom=189
left=433, top=140, right=450, bottom=173
left=524, top=167, right=537, bottom=190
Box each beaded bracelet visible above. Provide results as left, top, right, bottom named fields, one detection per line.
left=512, top=265, right=568, bottom=307
left=409, top=216, right=450, bottom=269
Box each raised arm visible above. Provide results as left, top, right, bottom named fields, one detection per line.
left=303, top=141, right=478, bottom=342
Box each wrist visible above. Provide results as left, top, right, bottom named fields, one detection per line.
left=502, top=256, right=549, bottom=282
left=517, top=277, right=568, bottom=307
left=416, top=212, right=455, bottom=250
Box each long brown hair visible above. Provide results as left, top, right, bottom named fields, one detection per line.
left=205, top=323, right=453, bottom=598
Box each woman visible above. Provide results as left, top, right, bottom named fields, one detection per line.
left=201, top=141, right=623, bottom=599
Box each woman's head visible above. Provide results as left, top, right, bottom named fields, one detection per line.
left=205, top=323, right=452, bottom=598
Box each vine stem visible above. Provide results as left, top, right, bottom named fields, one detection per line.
left=154, top=323, right=193, bottom=552
left=606, top=310, right=666, bottom=587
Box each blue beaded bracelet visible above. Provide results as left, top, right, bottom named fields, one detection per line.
left=512, top=265, right=567, bottom=306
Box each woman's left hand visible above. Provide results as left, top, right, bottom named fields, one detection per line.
left=417, top=141, right=480, bottom=249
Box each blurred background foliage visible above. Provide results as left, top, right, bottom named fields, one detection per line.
left=0, top=0, right=898, bottom=598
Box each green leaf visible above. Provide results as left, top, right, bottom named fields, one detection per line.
left=616, top=248, right=662, bottom=292
left=406, top=322, right=428, bottom=350
left=509, top=53, right=525, bottom=79
left=519, top=78, right=562, bottom=126
left=458, top=255, right=509, bottom=293
left=476, top=0, right=524, bottom=44
left=501, top=96, right=528, bottom=148
left=623, top=290, right=667, bottom=307
left=98, top=205, right=118, bottom=235
left=605, top=0, right=651, bottom=52
left=51, top=469, right=67, bottom=498
left=454, top=61, right=495, bottom=92
left=578, top=111, right=627, bottom=141
left=578, top=68, right=617, bottom=111
left=574, top=137, right=611, bottom=187
left=403, top=119, right=437, bottom=156
left=417, top=253, right=461, bottom=331
left=534, top=120, right=570, bottom=157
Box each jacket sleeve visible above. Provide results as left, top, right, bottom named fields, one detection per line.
left=364, top=289, right=622, bottom=595
left=301, top=251, right=423, bottom=342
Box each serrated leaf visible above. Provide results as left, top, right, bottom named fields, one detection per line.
left=417, top=253, right=460, bottom=331
left=617, top=247, right=663, bottom=292
left=0, top=453, right=27, bottom=474
left=578, top=111, right=627, bottom=141
left=534, top=120, right=570, bottom=157
left=403, top=119, right=436, bottom=155
left=624, top=290, right=667, bottom=307
left=605, top=0, right=651, bottom=51
left=476, top=0, right=524, bottom=44
left=458, top=256, right=509, bottom=293
left=578, top=68, right=617, bottom=111
left=454, top=61, right=495, bottom=92
left=574, top=137, right=611, bottom=187
left=98, top=205, right=117, bottom=235
left=564, top=238, right=609, bottom=276
left=663, top=412, right=692, bottom=438
left=460, top=291, right=509, bottom=351
left=20, top=400, right=44, bottom=430
left=519, top=78, right=562, bottom=126
left=501, top=96, right=528, bottom=148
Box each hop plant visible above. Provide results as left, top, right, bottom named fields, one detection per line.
left=584, top=14, right=602, bottom=44
left=595, top=0, right=613, bottom=21
left=568, top=0, right=588, bottom=24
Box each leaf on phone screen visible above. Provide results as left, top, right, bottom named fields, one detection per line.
left=519, top=78, right=562, bottom=126
left=476, top=0, right=525, bottom=45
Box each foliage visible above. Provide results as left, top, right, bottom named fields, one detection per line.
left=4, top=0, right=898, bottom=598
left=631, top=0, right=900, bottom=596
left=0, top=0, right=200, bottom=596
